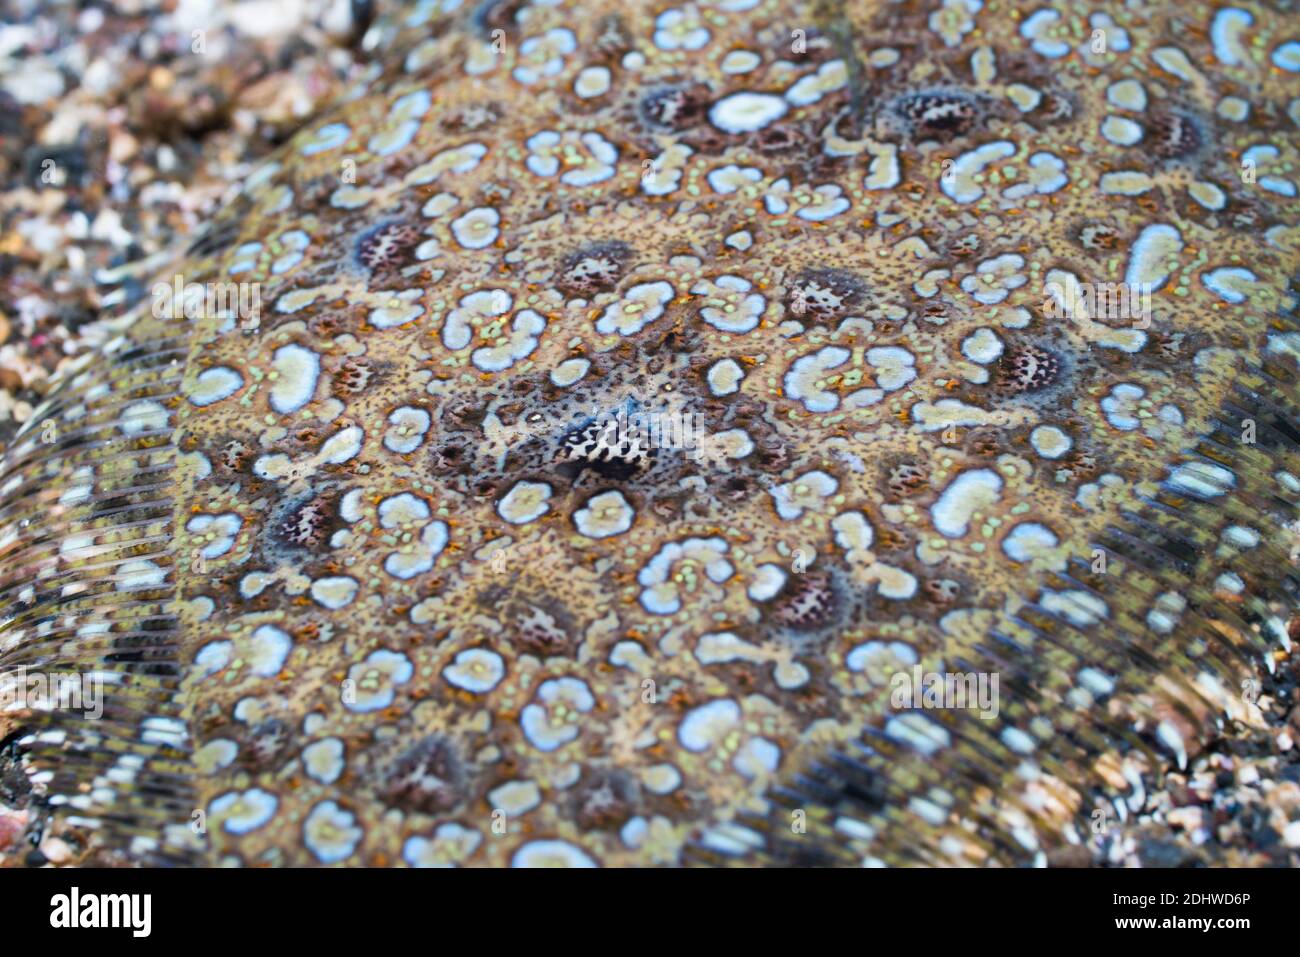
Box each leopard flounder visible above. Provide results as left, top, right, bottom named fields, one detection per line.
left=1, top=0, right=1299, bottom=867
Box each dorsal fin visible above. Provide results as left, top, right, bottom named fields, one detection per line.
left=0, top=304, right=202, bottom=864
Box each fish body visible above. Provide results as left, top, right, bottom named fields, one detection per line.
left=1, top=0, right=1298, bottom=866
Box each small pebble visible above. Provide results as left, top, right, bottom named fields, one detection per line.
left=1167, top=807, right=1205, bottom=831
left=39, top=835, right=74, bottom=864
left=1284, top=821, right=1300, bottom=848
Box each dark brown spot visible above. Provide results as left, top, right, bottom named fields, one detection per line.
left=355, top=220, right=421, bottom=277
left=376, top=735, right=466, bottom=814
left=785, top=268, right=867, bottom=320
left=1078, top=222, right=1120, bottom=251
left=1146, top=110, right=1202, bottom=161
left=1034, top=90, right=1075, bottom=124
left=513, top=605, right=573, bottom=658
left=770, top=569, right=837, bottom=631
left=751, top=123, right=806, bottom=153
left=995, top=345, right=1061, bottom=395
left=886, top=461, right=928, bottom=499
left=333, top=357, right=375, bottom=396
left=278, top=492, right=336, bottom=551
left=593, top=14, right=632, bottom=58
left=220, top=439, right=254, bottom=472
left=640, top=85, right=711, bottom=130
left=244, top=718, right=292, bottom=770
left=557, top=241, right=631, bottom=299
left=923, top=578, right=961, bottom=604
left=966, top=429, right=1001, bottom=457
left=572, top=768, right=640, bottom=830
left=949, top=234, right=981, bottom=258
left=888, top=90, right=983, bottom=141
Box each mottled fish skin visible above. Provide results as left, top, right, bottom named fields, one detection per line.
left=1, top=0, right=1298, bottom=867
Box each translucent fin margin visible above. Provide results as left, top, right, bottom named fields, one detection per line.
left=0, top=317, right=201, bottom=865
